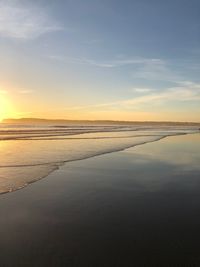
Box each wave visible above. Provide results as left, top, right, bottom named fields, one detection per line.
left=0, top=124, right=199, bottom=194
left=0, top=124, right=198, bottom=141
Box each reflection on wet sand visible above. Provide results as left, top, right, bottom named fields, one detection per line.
left=0, top=134, right=199, bottom=266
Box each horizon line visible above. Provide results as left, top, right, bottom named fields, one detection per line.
left=1, top=117, right=200, bottom=124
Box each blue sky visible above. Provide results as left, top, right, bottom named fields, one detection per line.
left=0, top=0, right=200, bottom=121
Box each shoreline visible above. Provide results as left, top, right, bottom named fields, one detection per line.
left=0, top=133, right=199, bottom=266
left=0, top=132, right=196, bottom=195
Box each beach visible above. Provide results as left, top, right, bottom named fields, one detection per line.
left=0, top=133, right=199, bottom=266
left=1, top=0, right=200, bottom=265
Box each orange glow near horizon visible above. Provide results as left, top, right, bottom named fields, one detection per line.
left=0, top=91, right=200, bottom=123
left=0, top=94, right=15, bottom=122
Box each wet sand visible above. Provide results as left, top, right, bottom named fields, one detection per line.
left=0, top=134, right=200, bottom=266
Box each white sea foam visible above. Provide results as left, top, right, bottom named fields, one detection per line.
left=0, top=124, right=199, bottom=194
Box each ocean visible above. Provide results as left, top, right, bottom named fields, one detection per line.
left=0, top=123, right=199, bottom=194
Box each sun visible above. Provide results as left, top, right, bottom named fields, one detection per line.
left=0, top=94, right=14, bottom=122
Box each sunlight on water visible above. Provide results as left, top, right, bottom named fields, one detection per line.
left=0, top=124, right=199, bottom=193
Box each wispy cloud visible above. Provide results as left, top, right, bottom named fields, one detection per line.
left=47, top=56, right=116, bottom=67
left=131, top=59, right=181, bottom=82
left=131, top=88, right=154, bottom=93
left=47, top=55, right=163, bottom=68
left=121, top=82, right=200, bottom=107
left=64, top=82, right=200, bottom=111
left=47, top=55, right=181, bottom=82
left=124, top=87, right=200, bottom=107
left=47, top=54, right=196, bottom=84
left=56, top=56, right=182, bottom=82
left=0, top=0, right=62, bottom=39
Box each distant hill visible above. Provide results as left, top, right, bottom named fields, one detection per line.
left=2, top=118, right=200, bottom=126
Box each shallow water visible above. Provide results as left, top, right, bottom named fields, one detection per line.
left=0, top=123, right=198, bottom=193
left=0, top=133, right=199, bottom=266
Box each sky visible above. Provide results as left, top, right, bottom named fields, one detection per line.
left=0, top=0, right=200, bottom=122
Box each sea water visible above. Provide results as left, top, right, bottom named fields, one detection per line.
left=0, top=123, right=199, bottom=193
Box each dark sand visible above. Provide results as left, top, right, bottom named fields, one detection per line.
left=0, top=134, right=200, bottom=267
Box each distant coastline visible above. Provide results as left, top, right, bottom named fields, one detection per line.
left=2, top=118, right=200, bottom=126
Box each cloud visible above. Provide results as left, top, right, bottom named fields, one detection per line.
left=47, top=56, right=117, bottom=68
left=72, top=58, right=116, bottom=68
left=131, top=88, right=153, bottom=93
left=131, top=59, right=181, bottom=82
left=47, top=55, right=181, bottom=83
left=0, top=0, right=62, bottom=39
left=64, top=81, right=200, bottom=111
left=122, top=82, right=200, bottom=107
left=47, top=55, right=164, bottom=69
left=47, top=54, right=195, bottom=85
